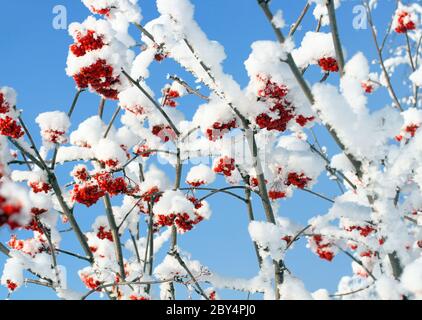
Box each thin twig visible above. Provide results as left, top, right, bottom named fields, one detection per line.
left=326, top=0, right=345, bottom=75
left=104, top=106, right=121, bottom=138
left=330, top=283, right=373, bottom=298
left=301, top=188, right=335, bottom=203
left=0, top=242, right=10, bottom=256
left=122, top=70, right=181, bottom=137
left=336, top=246, right=376, bottom=281
left=98, top=98, right=106, bottom=119
left=55, top=248, right=92, bottom=262
left=288, top=2, right=310, bottom=37
left=286, top=225, right=312, bottom=250
left=169, top=250, right=209, bottom=300
left=104, top=194, right=126, bottom=280
left=168, top=75, right=210, bottom=101
left=363, top=1, right=403, bottom=111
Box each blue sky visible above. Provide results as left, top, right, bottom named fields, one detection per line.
left=0, top=0, right=403, bottom=299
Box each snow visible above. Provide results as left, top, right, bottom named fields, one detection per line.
left=153, top=190, right=195, bottom=218
left=312, top=82, right=402, bottom=161
left=375, top=276, right=403, bottom=300
left=248, top=221, right=286, bottom=261
left=401, top=257, right=422, bottom=297
left=93, top=138, right=128, bottom=168
left=35, top=111, right=71, bottom=145
left=272, top=10, right=285, bottom=29
left=292, top=32, right=336, bottom=69
left=70, top=116, right=109, bottom=148
left=279, top=275, right=313, bottom=300
left=186, top=164, right=215, bottom=186
left=139, top=164, right=171, bottom=195
left=410, top=67, right=422, bottom=87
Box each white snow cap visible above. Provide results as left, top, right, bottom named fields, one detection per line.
left=153, top=190, right=195, bottom=217
left=82, top=0, right=142, bottom=23
left=93, top=138, right=128, bottom=168
left=186, top=164, right=216, bottom=186
left=70, top=116, right=108, bottom=148
left=292, top=32, right=336, bottom=69
left=410, top=67, right=422, bottom=87
left=0, top=87, right=17, bottom=107
left=248, top=221, right=286, bottom=261
left=35, top=111, right=71, bottom=144
left=401, top=257, right=422, bottom=297
left=139, top=165, right=171, bottom=194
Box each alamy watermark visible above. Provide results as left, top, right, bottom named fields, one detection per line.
left=50, top=2, right=383, bottom=31
left=52, top=5, right=67, bottom=30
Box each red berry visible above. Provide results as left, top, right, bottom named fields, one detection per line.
left=318, top=57, right=339, bottom=72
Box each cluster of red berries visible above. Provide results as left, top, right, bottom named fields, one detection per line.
left=25, top=217, right=45, bottom=234
left=42, top=129, right=67, bottom=144
left=345, top=225, right=376, bottom=237
left=6, top=280, right=17, bottom=292
left=186, top=180, right=206, bottom=188
left=29, top=181, right=52, bottom=194
left=311, top=234, right=335, bottom=261
left=208, top=291, right=217, bottom=300
left=256, top=78, right=295, bottom=132
left=96, top=225, right=114, bottom=242
left=361, top=81, right=374, bottom=94
left=360, top=250, right=374, bottom=258
left=90, top=6, right=112, bottom=16
left=0, top=196, right=23, bottom=229
left=0, top=93, right=10, bottom=113
left=156, top=212, right=196, bottom=232
left=100, top=159, right=120, bottom=169
left=256, top=77, right=314, bottom=132
left=72, top=166, right=90, bottom=182
left=396, top=124, right=420, bottom=142
left=151, top=125, right=176, bottom=142
left=295, top=115, right=315, bottom=127
left=0, top=89, right=24, bottom=139
left=249, top=177, right=260, bottom=188
left=317, top=57, right=339, bottom=73
left=72, top=183, right=105, bottom=207
left=188, top=196, right=204, bottom=210
left=134, top=144, right=153, bottom=158
left=282, top=235, right=293, bottom=246
left=30, top=207, right=48, bottom=216
left=81, top=273, right=102, bottom=291
left=154, top=45, right=168, bottom=62
left=73, top=59, right=120, bottom=100
left=70, top=30, right=105, bottom=57
left=141, top=187, right=161, bottom=203
left=213, top=157, right=235, bottom=177
left=156, top=197, right=204, bottom=233
left=268, top=190, right=287, bottom=200
left=0, top=116, right=24, bottom=139
left=206, top=119, right=237, bottom=141
left=394, top=10, right=416, bottom=33
left=8, top=235, right=45, bottom=257
left=162, top=88, right=180, bottom=108
left=285, top=172, right=312, bottom=189
left=94, top=172, right=128, bottom=196
left=72, top=171, right=131, bottom=207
